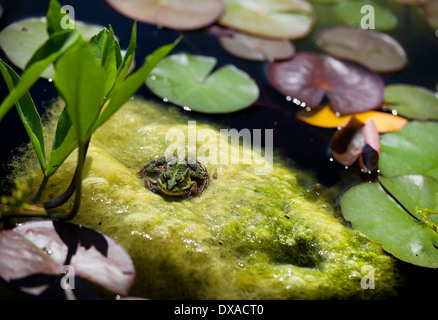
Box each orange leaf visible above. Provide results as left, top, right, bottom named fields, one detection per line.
left=296, top=104, right=350, bottom=128
left=354, top=111, right=408, bottom=133
left=297, top=104, right=408, bottom=133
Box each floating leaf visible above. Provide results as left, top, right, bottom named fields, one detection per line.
left=335, top=0, right=398, bottom=31
left=379, top=121, right=438, bottom=179
left=423, top=0, right=438, bottom=31
left=316, top=26, right=408, bottom=72
left=146, top=53, right=259, bottom=113
left=0, top=17, right=104, bottom=79
left=297, top=104, right=408, bottom=132
left=218, top=0, right=315, bottom=40
left=219, top=31, right=295, bottom=61
left=0, top=220, right=135, bottom=297
left=267, top=52, right=384, bottom=114
left=105, top=0, right=225, bottom=30
left=341, top=180, right=438, bottom=268
left=384, top=84, right=438, bottom=120
left=379, top=175, right=438, bottom=225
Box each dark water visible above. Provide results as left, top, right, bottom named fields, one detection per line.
left=0, top=0, right=437, bottom=300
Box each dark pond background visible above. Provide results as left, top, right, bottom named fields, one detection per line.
left=0, top=0, right=437, bottom=300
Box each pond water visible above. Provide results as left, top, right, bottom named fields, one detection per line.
left=0, top=0, right=437, bottom=299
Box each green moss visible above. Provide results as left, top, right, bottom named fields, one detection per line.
left=11, top=97, right=399, bottom=299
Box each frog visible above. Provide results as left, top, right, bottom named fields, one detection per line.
left=137, top=155, right=210, bottom=198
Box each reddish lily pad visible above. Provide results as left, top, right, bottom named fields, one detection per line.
left=316, top=26, right=408, bottom=73
left=0, top=220, right=135, bottom=298
left=218, top=0, right=315, bottom=40
left=267, top=52, right=384, bottom=114
left=219, top=31, right=295, bottom=61
left=423, top=0, right=438, bottom=33
left=105, top=0, right=225, bottom=30
left=330, top=117, right=380, bottom=171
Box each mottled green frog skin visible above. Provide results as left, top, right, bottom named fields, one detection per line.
left=13, top=98, right=399, bottom=299
left=138, top=156, right=209, bottom=197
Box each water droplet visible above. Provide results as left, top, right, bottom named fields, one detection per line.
left=183, top=106, right=191, bottom=111
left=336, top=126, right=342, bottom=130
left=345, top=166, right=349, bottom=169
left=391, top=109, right=398, bottom=116
left=285, top=95, right=292, bottom=101
left=335, top=112, right=341, bottom=117
left=329, top=157, right=334, bottom=162
left=163, top=97, right=168, bottom=102
left=150, top=75, right=156, bottom=80
left=305, top=106, right=311, bottom=112
left=48, top=78, right=53, bottom=82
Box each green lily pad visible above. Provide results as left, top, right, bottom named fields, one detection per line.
left=335, top=0, right=398, bottom=31
left=379, top=175, right=438, bottom=225
left=218, top=0, right=315, bottom=40
left=145, top=53, right=259, bottom=113
left=379, top=121, right=438, bottom=179
left=341, top=180, right=438, bottom=268
left=384, top=84, right=438, bottom=120
left=0, top=17, right=104, bottom=79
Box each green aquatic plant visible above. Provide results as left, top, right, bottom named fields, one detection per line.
left=0, top=0, right=178, bottom=221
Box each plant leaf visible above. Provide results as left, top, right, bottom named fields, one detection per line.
left=0, top=60, right=46, bottom=173
left=146, top=52, right=259, bottom=113
left=379, top=121, right=438, bottom=179
left=341, top=181, right=438, bottom=268
left=384, top=84, right=438, bottom=121
left=0, top=29, right=80, bottom=122
left=379, top=175, right=438, bottom=224
left=54, top=42, right=106, bottom=143
left=92, top=38, right=180, bottom=132
left=296, top=104, right=408, bottom=132
left=46, top=106, right=78, bottom=177
left=0, top=220, right=135, bottom=296
left=46, top=0, right=73, bottom=36
left=113, top=22, right=137, bottom=89
left=335, top=0, right=398, bottom=31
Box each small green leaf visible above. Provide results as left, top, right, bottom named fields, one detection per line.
left=335, top=0, right=398, bottom=31
left=0, top=60, right=46, bottom=173
left=54, top=42, right=106, bottom=143
left=46, top=0, right=72, bottom=36
left=114, top=22, right=137, bottom=88
left=89, top=27, right=118, bottom=95
left=341, top=181, right=438, bottom=268
left=92, top=38, right=180, bottom=132
left=384, top=84, right=438, bottom=121
left=0, top=29, right=80, bottom=122
left=379, top=121, right=438, bottom=179
left=46, top=106, right=78, bottom=177
left=146, top=52, right=259, bottom=113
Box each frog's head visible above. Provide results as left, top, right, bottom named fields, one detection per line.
left=158, top=170, right=190, bottom=196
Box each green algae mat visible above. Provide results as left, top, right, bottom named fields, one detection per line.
left=11, top=98, right=399, bottom=299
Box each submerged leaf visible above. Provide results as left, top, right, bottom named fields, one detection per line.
left=379, top=121, right=438, bottom=179
left=146, top=53, right=259, bottom=113
left=0, top=220, right=135, bottom=296
left=218, top=0, right=315, bottom=40
left=105, top=0, right=225, bottom=30
left=384, top=84, right=438, bottom=120
left=316, top=26, right=407, bottom=72
left=267, top=52, right=384, bottom=114
left=341, top=181, right=438, bottom=268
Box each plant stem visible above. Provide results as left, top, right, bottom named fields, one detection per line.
left=33, top=174, right=50, bottom=203
left=44, top=140, right=89, bottom=220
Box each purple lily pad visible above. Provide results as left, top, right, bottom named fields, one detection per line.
left=219, top=31, right=295, bottom=61
left=0, top=221, right=135, bottom=298
left=105, top=0, right=225, bottom=30
left=316, top=26, right=408, bottom=73
left=267, top=52, right=384, bottom=114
